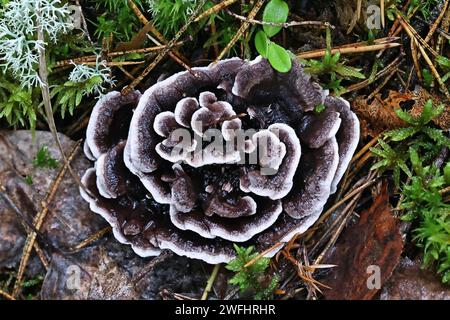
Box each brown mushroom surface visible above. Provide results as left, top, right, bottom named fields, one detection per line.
left=81, top=57, right=360, bottom=263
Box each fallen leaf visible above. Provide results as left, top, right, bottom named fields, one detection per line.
left=352, top=91, right=410, bottom=137
left=410, top=87, right=450, bottom=130
left=352, top=88, right=450, bottom=138
left=321, top=183, right=403, bottom=300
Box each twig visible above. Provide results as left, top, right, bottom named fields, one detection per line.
left=12, top=140, right=81, bottom=297
left=440, top=185, right=450, bottom=195
left=122, top=0, right=207, bottom=95
left=223, top=287, right=240, bottom=300
left=410, top=37, right=422, bottom=81
left=347, top=0, right=362, bottom=34
left=398, top=14, right=438, bottom=57
left=367, top=68, right=398, bottom=100
left=69, top=226, right=112, bottom=252
left=314, top=197, right=360, bottom=265
left=0, top=289, right=16, bottom=300
left=201, top=264, right=221, bottom=300
left=381, top=0, right=385, bottom=28
left=127, top=0, right=190, bottom=68
left=118, top=66, right=136, bottom=81
left=226, top=9, right=333, bottom=29
left=398, top=14, right=450, bottom=99
left=378, top=3, right=419, bottom=58
left=0, top=185, right=42, bottom=241
left=424, top=0, right=449, bottom=44
left=350, top=135, right=380, bottom=165
left=437, top=5, right=450, bottom=53
left=210, top=19, right=220, bottom=58
left=314, top=179, right=377, bottom=227
left=297, top=42, right=401, bottom=59
left=195, top=0, right=238, bottom=22
left=35, top=3, right=93, bottom=199
left=55, top=41, right=187, bottom=67
left=82, top=61, right=145, bottom=66
left=33, top=242, right=49, bottom=270
left=346, top=55, right=403, bottom=93
left=215, top=0, right=265, bottom=62
left=132, top=250, right=173, bottom=284
left=173, top=293, right=198, bottom=300
left=244, top=242, right=283, bottom=268
left=281, top=250, right=331, bottom=294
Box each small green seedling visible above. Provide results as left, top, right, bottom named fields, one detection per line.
left=254, top=0, right=291, bottom=73
left=302, top=28, right=365, bottom=95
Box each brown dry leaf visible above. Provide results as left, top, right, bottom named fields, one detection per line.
left=321, top=183, right=403, bottom=300
left=352, top=88, right=450, bottom=137
left=410, top=87, right=450, bottom=130
left=352, top=90, right=411, bottom=137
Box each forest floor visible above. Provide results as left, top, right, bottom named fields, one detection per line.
left=0, top=0, right=449, bottom=300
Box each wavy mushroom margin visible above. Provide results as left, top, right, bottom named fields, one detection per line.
left=80, top=57, right=360, bottom=264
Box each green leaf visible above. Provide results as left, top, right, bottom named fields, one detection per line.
left=24, top=175, right=33, bottom=185
left=409, top=146, right=423, bottom=176
left=371, top=158, right=390, bottom=170
left=423, top=127, right=450, bottom=147
left=267, top=42, right=292, bottom=73
left=384, top=127, right=418, bottom=141
left=398, top=161, right=412, bottom=178
left=262, top=0, right=289, bottom=37
left=444, top=162, right=450, bottom=184
left=422, top=68, right=433, bottom=87
left=75, top=90, right=83, bottom=109
left=226, top=245, right=278, bottom=299
left=323, top=49, right=331, bottom=66
left=33, top=146, right=59, bottom=169
left=330, top=52, right=341, bottom=66
left=377, top=139, right=394, bottom=153
left=255, top=30, right=269, bottom=57
left=334, top=65, right=366, bottom=79
left=436, top=55, right=450, bottom=69
left=395, top=108, right=416, bottom=124
left=421, top=101, right=445, bottom=125
left=370, top=146, right=388, bottom=158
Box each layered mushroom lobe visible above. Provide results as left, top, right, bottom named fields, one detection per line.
left=81, top=57, right=360, bottom=263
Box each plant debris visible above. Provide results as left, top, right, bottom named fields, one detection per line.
left=321, top=183, right=403, bottom=300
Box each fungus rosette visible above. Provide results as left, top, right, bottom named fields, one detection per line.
left=81, top=57, right=359, bottom=263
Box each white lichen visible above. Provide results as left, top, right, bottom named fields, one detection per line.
left=68, top=56, right=115, bottom=96
left=0, top=0, right=73, bottom=87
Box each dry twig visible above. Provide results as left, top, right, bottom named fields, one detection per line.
left=215, top=0, right=265, bottom=61
left=195, top=0, right=238, bottom=22
left=122, top=0, right=207, bottom=95
left=297, top=42, right=401, bottom=59
left=12, top=140, right=82, bottom=297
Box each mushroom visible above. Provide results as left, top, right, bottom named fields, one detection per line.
left=80, top=56, right=360, bottom=263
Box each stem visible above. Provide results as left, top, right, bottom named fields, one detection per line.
left=201, top=264, right=221, bottom=300
left=35, top=3, right=94, bottom=198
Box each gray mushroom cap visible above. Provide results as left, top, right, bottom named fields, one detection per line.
left=85, top=90, right=141, bottom=159
left=80, top=56, right=360, bottom=263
